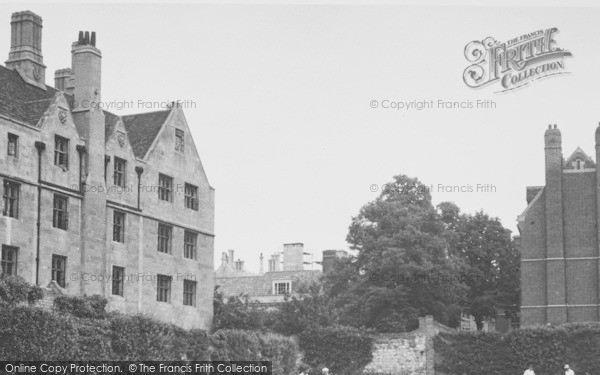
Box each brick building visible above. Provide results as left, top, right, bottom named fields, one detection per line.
left=0, top=11, right=214, bottom=329
left=518, top=124, right=600, bottom=326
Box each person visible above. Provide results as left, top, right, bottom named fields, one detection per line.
left=564, top=364, right=575, bottom=375
left=523, top=364, right=535, bottom=375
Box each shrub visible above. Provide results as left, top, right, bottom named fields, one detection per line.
left=53, top=294, right=108, bottom=319
left=299, top=325, right=373, bottom=375
left=0, top=275, right=44, bottom=305
left=434, top=323, right=600, bottom=375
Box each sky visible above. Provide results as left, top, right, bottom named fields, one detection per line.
left=1, top=1, right=598, bottom=273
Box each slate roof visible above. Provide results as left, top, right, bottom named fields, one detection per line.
left=0, top=64, right=172, bottom=159
left=0, top=65, right=59, bottom=126
left=215, top=270, right=321, bottom=298
left=121, top=110, right=171, bottom=158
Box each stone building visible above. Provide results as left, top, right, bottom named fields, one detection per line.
left=215, top=244, right=344, bottom=304
left=0, top=11, right=214, bottom=329
left=518, top=124, right=600, bottom=326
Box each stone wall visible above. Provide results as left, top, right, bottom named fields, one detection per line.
left=363, top=316, right=453, bottom=375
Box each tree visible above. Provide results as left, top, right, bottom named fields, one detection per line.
left=213, top=287, right=266, bottom=331
left=0, top=275, right=44, bottom=306
left=439, top=203, right=520, bottom=330
left=324, top=175, right=465, bottom=332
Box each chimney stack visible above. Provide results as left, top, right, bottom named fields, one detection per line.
left=259, top=253, right=264, bottom=274
left=322, top=250, right=348, bottom=273
left=5, top=11, right=46, bottom=89
left=221, top=252, right=228, bottom=267
left=227, top=250, right=234, bottom=265
left=283, top=243, right=305, bottom=271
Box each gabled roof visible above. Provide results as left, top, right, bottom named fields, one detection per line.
left=1, top=64, right=172, bottom=159
left=121, top=110, right=171, bottom=158
left=0, top=65, right=59, bottom=127
left=104, top=110, right=121, bottom=141
left=564, top=147, right=595, bottom=169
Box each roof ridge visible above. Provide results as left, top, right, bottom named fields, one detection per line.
left=121, top=108, right=171, bottom=119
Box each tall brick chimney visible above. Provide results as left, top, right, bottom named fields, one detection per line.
left=71, top=31, right=106, bottom=296
left=544, top=124, right=567, bottom=323
left=283, top=243, right=305, bottom=271
left=5, top=11, right=46, bottom=89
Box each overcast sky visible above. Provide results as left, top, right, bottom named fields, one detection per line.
left=1, top=1, right=598, bottom=273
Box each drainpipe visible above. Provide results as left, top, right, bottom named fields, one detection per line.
left=76, top=145, right=87, bottom=192
left=135, top=166, right=144, bottom=210
left=34, top=141, right=46, bottom=286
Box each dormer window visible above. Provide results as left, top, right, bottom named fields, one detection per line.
left=273, top=281, right=291, bottom=295
left=175, top=129, right=185, bottom=152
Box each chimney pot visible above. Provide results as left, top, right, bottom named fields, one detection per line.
left=91, top=32, right=96, bottom=47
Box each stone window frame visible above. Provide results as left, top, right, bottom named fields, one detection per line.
left=113, top=157, right=127, bottom=188
left=184, top=230, right=197, bottom=260
left=184, top=183, right=199, bottom=211
left=158, top=173, right=174, bottom=202
left=183, top=279, right=196, bottom=306
left=273, top=280, right=291, bottom=295
left=156, top=274, right=172, bottom=303
left=112, top=265, right=125, bottom=296
left=52, top=194, right=69, bottom=230
left=51, top=254, right=67, bottom=288
left=54, top=135, right=69, bottom=171
left=113, top=210, right=126, bottom=243
left=1, top=245, right=18, bottom=276
left=2, top=179, right=20, bottom=219
left=157, top=223, right=173, bottom=254
left=7, top=133, right=18, bottom=157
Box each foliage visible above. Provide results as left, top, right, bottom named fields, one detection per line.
left=299, top=324, right=373, bottom=375
left=213, top=286, right=266, bottom=330
left=439, top=202, right=520, bottom=330
left=0, top=303, right=297, bottom=370
left=325, top=175, right=466, bottom=331
left=53, top=294, right=108, bottom=319
left=434, top=323, right=600, bottom=375
left=0, top=275, right=44, bottom=306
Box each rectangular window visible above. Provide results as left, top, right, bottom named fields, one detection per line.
left=184, top=231, right=197, bottom=260
left=52, top=194, right=68, bottom=230
left=183, top=279, right=196, bottom=306
left=274, top=281, right=291, bottom=295
left=156, top=274, right=171, bottom=303
left=157, top=223, right=172, bottom=254
left=113, top=157, right=126, bottom=187
left=1, top=245, right=18, bottom=276
left=184, top=183, right=198, bottom=210
left=7, top=133, right=18, bottom=157
left=2, top=180, right=19, bottom=219
left=113, top=211, right=125, bottom=243
left=158, top=174, right=173, bottom=202
left=175, top=129, right=185, bottom=152
left=51, top=255, right=66, bottom=288
left=112, top=266, right=124, bottom=296
left=54, top=135, right=69, bottom=170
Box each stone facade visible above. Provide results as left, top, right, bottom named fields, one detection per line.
left=0, top=11, right=214, bottom=329
left=363, top=316, right=453, bottom=375
left=518, top=125, right=600, bottom=326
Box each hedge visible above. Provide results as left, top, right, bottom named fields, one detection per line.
left=0, top=304, right=298, bottom=370
left=434, top=322, right=600, bottom=375
left=299, top=324, right=373, bottom=375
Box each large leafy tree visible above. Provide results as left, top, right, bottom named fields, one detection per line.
left=324, top=175, right=465, bottom=332
left=439, top=203, right=520, bottom=330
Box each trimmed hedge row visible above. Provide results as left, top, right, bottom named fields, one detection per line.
left=0, top=305, right=298, bottom=375
left=434, top=322, right=600, bottom=375
left=298, top=325, right=374, bottom=375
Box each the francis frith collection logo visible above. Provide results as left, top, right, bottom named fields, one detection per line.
left=463, top=28, right=572, bottom=92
